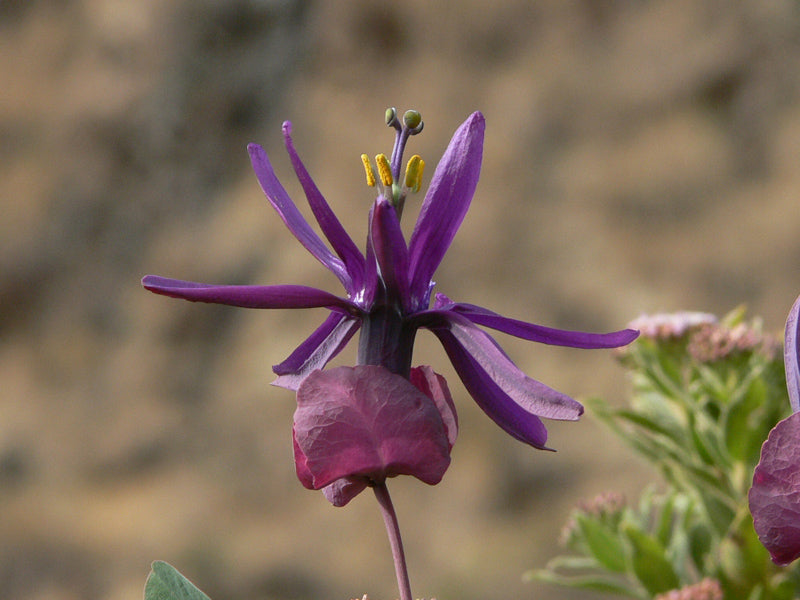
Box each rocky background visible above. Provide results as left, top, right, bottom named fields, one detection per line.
left=3, top=1, right=800, bottom=599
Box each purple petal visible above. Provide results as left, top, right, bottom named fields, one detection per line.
left=370, top=198, right=411, bottom=310
left=248, top=143, right=353, bottom=292
left=749, top=412, right=800, bottom=565
left=142, top=275, right=356, bottom=311
left=432, top=327, right=550, bottom=449
left=785, top=294, right=800, bottom=412
left=407, top=112, right=485, bottom=307
left=272, top=312, right=361, bottom=391
left=293, top=366, right=452, bottom=498
left=435, top=294, right=639, bottom=349
left=417, top=310, right=584, bottom=422
left=282, top=122, right=365, bottom=291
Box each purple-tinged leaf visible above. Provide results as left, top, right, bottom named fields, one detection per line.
left=408, top=112, right=485, bottom=307
left=749, top=412, right=800, bottom=565
left=142, top=276, right=356, bottom=311
left=282, top=122, right=365, bottom=293
left=248, top=143, right=353, bottom=290
left=436, top=294, right=639, bottom=349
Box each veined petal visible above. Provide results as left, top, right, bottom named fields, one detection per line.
left=370, top=197, right=411, bottom=311
left=432, top=327, right=550, bottom=449
left=293, top=366, right=452, bottom=495
left=248, top=143, right=353, bottom=292
left=785, top=294, right=800, bottom=413
left=142, top=275, right=356, bottom=311
left=282, top=122, right=365, bottom=291
left=272, top=312, right=361, bottom=391
left=416, top=310, right=584, bottom=422
left=408, top=112, right=485, bottom=307
left=435, top=294, right=639, bottom=349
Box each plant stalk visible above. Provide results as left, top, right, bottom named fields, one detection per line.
left=373, top=481, right=412, bottom=600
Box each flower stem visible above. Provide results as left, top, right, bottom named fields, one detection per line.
left=373, top=481, right=412, bottom=600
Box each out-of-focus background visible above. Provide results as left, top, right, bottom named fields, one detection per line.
left=3, top=1, right=800, bottom=599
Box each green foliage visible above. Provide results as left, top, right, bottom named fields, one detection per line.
left=144, top=562, right=212, bottom=600
left=531, top=310, right=800, bottom=599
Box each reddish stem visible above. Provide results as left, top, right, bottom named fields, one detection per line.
left=372, top=481, right=412, bottom=600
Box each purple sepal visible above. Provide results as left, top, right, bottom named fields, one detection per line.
left=785, top=294, right=800, bottom=412
left=272, top=312, right=361, bottom=391
left=281, top=122, right=365, bottom=293
left=142, top=275, right=356, bottom=311
left=432, top=327, right=550, bottom=449
left=407, top=112, right=485, bottom=308
left=417, top=310, right=584, bottom=422
left=248, top=143, right=353, bottom=291
left=436, top=294, right=639, bottom=349
left=370, top=198, right=411, bottom=311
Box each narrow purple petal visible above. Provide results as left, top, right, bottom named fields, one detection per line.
left=432, top=327, right=550, bottom=449
left=435, top=294, right=639, bottom=349
left=248, top=143, right=353, bottom=292
left=272, top=312, right=361, bottom=391
left=408, top=112, right=485, bottom=307
left=784, top=294, right=800, bottom=412
left=416, top=310, right=584, bottom=422
left=749, top=412, right=800, bottom=565
left=370, top=198, right=411, bottom=310
left=282, top=122, right=365, bottom=291
left=142, top=275, right=356, bottom=311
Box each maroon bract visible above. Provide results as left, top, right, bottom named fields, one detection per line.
left=749, top=293, right=800, bottom=564
left=293, top=365, right=456, bottom=507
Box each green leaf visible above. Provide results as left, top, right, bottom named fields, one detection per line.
left=724, top=375, right=767, bottom=462
left=576, top=514, right=628, bottom=573
left=624, top=526, right=680, bottom=596
left=144, top=561, right=212, bottom=600
left=688, top=523, right=712, bottom=573
left=525, top=569, right=645, bottom=598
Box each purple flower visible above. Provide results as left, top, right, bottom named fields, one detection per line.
left=749, top=293, right=800, bottom=565
left=294, top=364, right=457, bottom=506
left=143, top=109, right=638, bottom=449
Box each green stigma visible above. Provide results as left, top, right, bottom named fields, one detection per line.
left=361, top=108, right=427, bottom=218
left=403, top=110, right=423, bottom=133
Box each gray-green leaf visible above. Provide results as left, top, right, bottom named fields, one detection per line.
left=144, top=561, right=211, bottom=600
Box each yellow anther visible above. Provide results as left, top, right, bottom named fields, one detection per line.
left=375, top=154, right=393, bottom=187
left=404, top=155, right=424, bottom=193
left=361, top=154, right=376, bottom=187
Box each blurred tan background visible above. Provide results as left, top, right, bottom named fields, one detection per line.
left=3, top=1, right=800, bottom=599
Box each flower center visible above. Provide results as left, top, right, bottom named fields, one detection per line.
left=360, top=108, right=426, bottom=219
